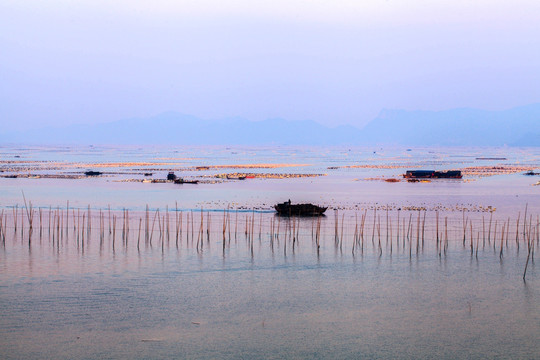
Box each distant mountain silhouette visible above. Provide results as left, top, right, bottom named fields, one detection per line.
left=2, top=104, right=539, bottom=146
left=1, top=113, right=362, bottom=145
left=362, top=103, right=540, bottom=146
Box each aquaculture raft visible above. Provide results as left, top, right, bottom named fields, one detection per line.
left=274, top=201, right=327, bottom=216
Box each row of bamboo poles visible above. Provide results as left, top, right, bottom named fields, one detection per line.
left=0, top=201, right=538, bottom=279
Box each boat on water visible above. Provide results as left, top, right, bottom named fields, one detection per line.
left=226, top=175, right=246, bottom=180
left=174, top=178, right=199, bottom=184
left=274, top=200, right=327, bottom=216
left=403, top=170, right=462, bottom=179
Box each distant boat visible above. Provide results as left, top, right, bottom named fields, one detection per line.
left=274, top=200, right=327, bottom=216
left=84, top=171, right=102, bottom=176
left=167, top=172, right=177, bottom=181
left=403, top=170, right=462, bottom=179
left=174, top=178, right=199, bottom=184
left=226, top=175, right=246, bottom=180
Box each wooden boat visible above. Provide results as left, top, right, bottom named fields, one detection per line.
left=404, top=170, right=462, bottom=179
left=174, top=178, right=199, bottom=184
left=274, top=200, right=327, bottom=216
left=226, top=175, right=246, bottom=180
left=84, top=171, right=102, bottom=176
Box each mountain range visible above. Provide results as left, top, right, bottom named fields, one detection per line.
left=2, top=104, right=539, bottom=146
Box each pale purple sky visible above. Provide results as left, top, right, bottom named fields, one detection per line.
left=1, top=0, right=539, bottom=131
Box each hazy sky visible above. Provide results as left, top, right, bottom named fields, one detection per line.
left=1, top=0, right=539, bottom=131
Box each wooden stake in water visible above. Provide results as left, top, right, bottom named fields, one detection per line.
left=145, top=205, right=149, bottom=242
left=13, top=205, right=18, bottom=233
left=191, top=210, right=194, bottom=243
left=523, top=203, right=528, bottom=237
left=406, top=213, right=412, bottom=241
left=488, top=212, right=493, bottom=244
left=0, top=210, right=5, bottom=245
left=371, top=208, right=376, bottom=245
left=499, top=222, right=505, bottom=259
left=222, top=209, right=227, bottom=243
left=175, top=202, right=179, bottom=245
left=386, top=208, right=389, bottom=244
left=137, top=217, right=142, bottom=251
left=462, top=209, right=466, bottom=246
left=416, top=211, right=420, bottom=254
left=340, top=213, right=344, bottom=250
left=523, top=223, right=532, bottom=281
left=227, top=208, right=231, bottom=243
left=66, top=200, right=69, bottom=236
left=482, top=216, right=486, bottom=248
left=515, top=212, right=520, bottom=245
left=444, top=217, right=448, bottom=255
left=207, top=211, right=211, bottom=243
left=149, top=209, right=158, bottom=245
left=157, top=212, right=162, bottom=242
left=165, top=206, right=169, bottom=243
left=493, top=221, right=498, bottom=252
left=235, top=211, right=238, bottom=241
left=112, top=215, right=116, bottom=251
left=108, top=205, right=112, bottom=234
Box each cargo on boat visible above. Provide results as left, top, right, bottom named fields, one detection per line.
left=404, top=170, right=462, bottom=179
left=274, top=200, right=327, bottom=216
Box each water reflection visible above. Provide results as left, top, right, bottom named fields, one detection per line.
left=1, top=186, right=539, bottom=355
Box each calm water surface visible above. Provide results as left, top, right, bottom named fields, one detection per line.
left=0, top=145, right=539, bottom=359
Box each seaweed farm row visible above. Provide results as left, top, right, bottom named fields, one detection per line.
left=1, top=203, right=538, bottom=279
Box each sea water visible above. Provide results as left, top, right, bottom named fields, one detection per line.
left=0, top=144, right=539, bottom=359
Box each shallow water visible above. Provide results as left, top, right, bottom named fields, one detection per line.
left=1, top=145, right=539, bottom=359
left=0, top=219, right=538, bottom=359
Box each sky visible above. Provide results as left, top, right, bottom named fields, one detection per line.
left=1, top=0, right=540, bottom=132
